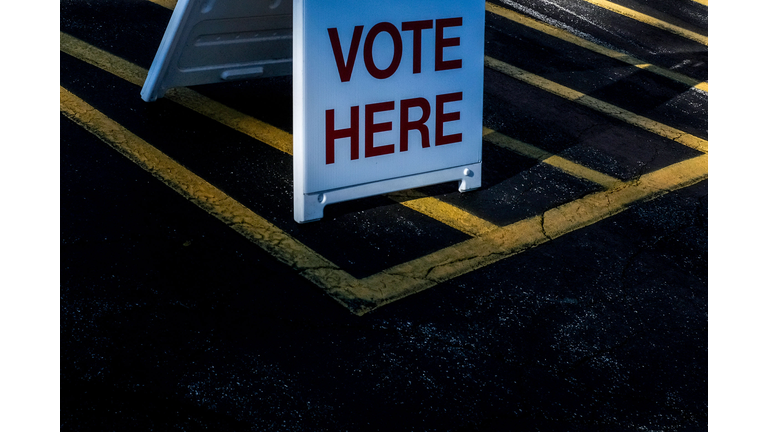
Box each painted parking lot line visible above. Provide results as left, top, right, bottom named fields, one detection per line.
left=61, top=86, right=707, bottom=315
left=484, top=56, right=708, bottom=153
left=580, top=0, right=707, bottom=46
left=386, top=190, right=500, bottom=237
left=485, top=2, right=708, bottom=92
left=362, top=152, right=707, bottom=311
left=60, top=86, right=358, bottom=307
left=482, top=127, right=620, bottom=188
left=59, top=32, right=294, bottom=155
left=146, top=0, right=176, bottom=8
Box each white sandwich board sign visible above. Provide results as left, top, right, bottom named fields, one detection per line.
left=293, top=0, right=484, bottom=222
left=141, top=0, right=484, bottom=223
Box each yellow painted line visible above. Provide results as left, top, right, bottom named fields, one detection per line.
left=690, top=0, right=707, bottom=6
left=362, top=153, right=707, bottom=310
left=146, top=0, right=176, bottom=8
left=60, top=86, right=375, bottom=314
left=484, top=2, right=707, bottom=92
left=581, top=0, right=707, bottom=46
left=61, top=85, right=707, bottom=315
left=484, top=56, right=708, bottom=153
left=60, top=32, right=147, bottom=87
left=165, top=87, right=294, bottom=154
left=386, top=190, right=499, bottom=236
left=60, top=32, right=294, bottom=155
left=483, top=127, right=620, bottom=188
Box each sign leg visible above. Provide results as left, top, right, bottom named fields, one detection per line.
left=459, top=165, right=481, bottom=192
left=294, top=193, right=326, bottom=223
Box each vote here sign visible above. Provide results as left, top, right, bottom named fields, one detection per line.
left=293, top=0, right=484, bottom=222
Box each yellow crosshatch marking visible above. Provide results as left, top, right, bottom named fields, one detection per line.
left=61, top=87, right=707, bottom=315
left=61, top=0, right=707, bottom=314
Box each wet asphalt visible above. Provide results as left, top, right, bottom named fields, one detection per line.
left=59, top=0, right=708, bottom=430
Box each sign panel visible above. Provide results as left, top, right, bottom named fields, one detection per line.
left=293, top=0, right=484, bottom=222
left=141, top=0, right=293, bottom=102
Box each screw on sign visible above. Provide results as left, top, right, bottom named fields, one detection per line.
left=293, top=0, right=485, bottom=222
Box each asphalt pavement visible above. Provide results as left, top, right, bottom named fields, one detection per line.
left=59, top=0, right=708, bottom=430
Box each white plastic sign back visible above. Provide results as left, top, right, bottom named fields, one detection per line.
left=141, top=0, right=293, bottom=102
left=293, top=0, right=484, bottom=222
